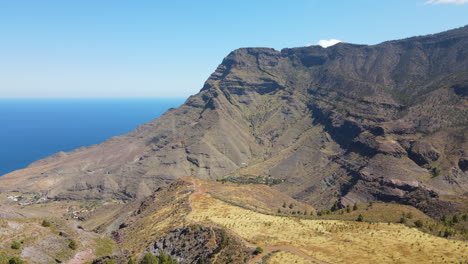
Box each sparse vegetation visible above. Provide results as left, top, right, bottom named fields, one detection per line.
left=41, top=219, right=51, bottom=227
left=68, top=239, right=78, bottom=250
left=414, top=220, right=423, bottom=228
left=140, top=253, right=158, bottom=264
left=10, top=242, right=21, bottom=250
left=357, top=214, right=364, bottom=222
left=7, top=257, right=24, bottom=264
left=94, top=238, right=115, bottom=257
left=253, top=246, right=264, bottom=255
left=139, top=252, right=177, bottom=264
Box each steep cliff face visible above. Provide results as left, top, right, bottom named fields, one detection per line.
left=1, top=26, right=467, bottom=216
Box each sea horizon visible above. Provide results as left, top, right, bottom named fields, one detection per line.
left=0, top=97, right=186, bottom=176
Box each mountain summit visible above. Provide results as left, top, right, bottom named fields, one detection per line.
left=1, top=26, right=467, bottom=216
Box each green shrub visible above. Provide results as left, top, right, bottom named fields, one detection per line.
left=157, top=253, right=177, bottom=264
left=414, top=220, right=423, bottom=228
left=443, top=229, right=454, bottom=237
left=11, top=241, right=21, bottom=250
left=399, top=217, right=407, bottom=224
left=346, top=205, right=351, bottom=213
left=253, top=247, right=264, bottom=255
left=128, top=258, right=136, bottom=264
left=41, top=220, right=51, bottom=227
left=353, top=203, right=358, bottom=211
left=140, top=253, right=158, bottom=264
left=331, top=203, right=339, bottom=212
left=357, top=214, right=364, bottom=222
left=69, top=240, right=78, bottom=250
left=8, top=257, right=24, bottom=264
left=430, top=167, right=440, bottom=177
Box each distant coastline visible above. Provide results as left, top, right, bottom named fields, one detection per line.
left=0, top=97, right=185, bottom=176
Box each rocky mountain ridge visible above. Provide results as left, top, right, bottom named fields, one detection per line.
left=1, top=25, right=467, bottom=216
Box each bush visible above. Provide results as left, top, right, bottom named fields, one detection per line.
left=140, top=253, right=158, bottom=264
left=430, top=167, right=440, bottom=177
left=69, top=240, right=78, bottom=250
left=41, top=220, right=51, bottom=227
left=357, top=214, right=364, bottom=222
left=452, top=215, right=459, bottom=224
left=253, top=247, right=264, bottom=255
left=353, top=203, right=358, bottom=211
left=414, top=220, right=423, bottom=228
left=399, top=217, right=407, bottom=224
left=128, top=259, right=136, bottom=264
left=11, top=241, right=21, bottom=250
left=331, top=203, right=339, bottom=212
left=8, top=257, right=23, bottom=264
left=443, top=229, right=454, bottom=238
left=346, top=205, right=351, bottom=213
left=157, top=253, right=177, bottom=264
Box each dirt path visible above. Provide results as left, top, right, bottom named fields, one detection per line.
left=248, top=244, right=329, bottom=264
left=182, top=178, right=330, bottom=264
left=65, top=249, right=94, bottom=264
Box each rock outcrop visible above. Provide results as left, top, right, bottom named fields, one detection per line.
left=147, top=225, right=251, bottom=264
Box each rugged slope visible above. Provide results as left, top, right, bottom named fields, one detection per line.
left=1, top=26, right=467, bottom=215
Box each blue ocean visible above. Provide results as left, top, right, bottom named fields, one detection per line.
left=0, top=98, right=185, bottom=176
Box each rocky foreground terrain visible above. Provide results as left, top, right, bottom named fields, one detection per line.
left=0, top=26, right=467, bottom=263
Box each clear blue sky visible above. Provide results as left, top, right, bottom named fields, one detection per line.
left=0, top=0, right=467, bottom=98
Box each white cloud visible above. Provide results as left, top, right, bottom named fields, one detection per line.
left=313, top=39, right=342, bottom=48
left=424, top=0, right=468, bottom=4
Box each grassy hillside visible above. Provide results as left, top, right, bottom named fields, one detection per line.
left=188, top=191, right=468, bottom=264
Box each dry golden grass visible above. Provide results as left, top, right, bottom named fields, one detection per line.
left=201, top=180, right=314, bottom=214
left=188, top=193, right=468, bottom=264
left=267, top=251, right=316, bottom=264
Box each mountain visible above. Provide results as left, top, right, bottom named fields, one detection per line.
left=1, top=25, right=467, bottom=216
